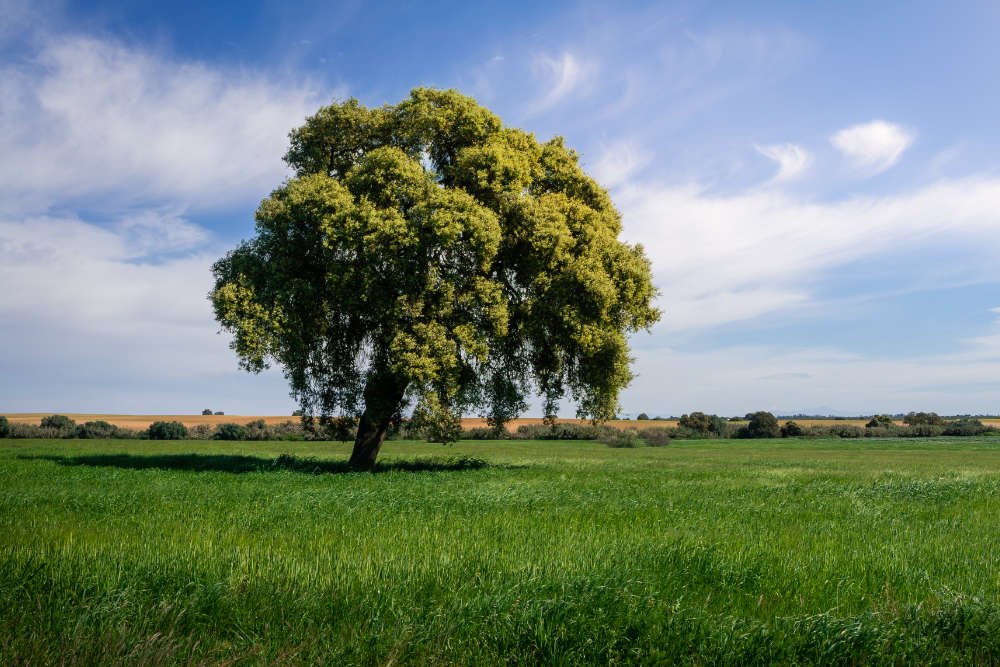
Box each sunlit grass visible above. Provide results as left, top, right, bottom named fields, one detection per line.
left=3, top=437, right=1000, bottom=663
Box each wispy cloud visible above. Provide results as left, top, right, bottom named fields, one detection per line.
left=527, top=52, right=592, bottom=113
left=588, top=140, right=652, bottom=189
left=830, top=120, right=914, bottom=174
left=617, top=176, right=1000, bottom=333
left=754, top=143, right=812, bottom=182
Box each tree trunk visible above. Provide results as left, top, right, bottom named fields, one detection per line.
left=348, top=370, right=408, bottom=471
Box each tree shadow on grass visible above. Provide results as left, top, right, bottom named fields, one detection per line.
left=19, top=452, right=502, bottom=474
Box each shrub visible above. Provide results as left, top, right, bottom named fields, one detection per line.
left=901, top=424, right=945, bottom=438
left=637, top=427, right=671, bottom=447
left=828, top=424, right=864, bottom=438
left=600, top=427, right=644, bottom=448
left=515, top=423, right=603, bottom=440
left=213, top=423, right=248, bottom=440
left=866, top=414, right=895, bottom=428
left=745, top=411, right=780, bottom=438
left=780, top=420, right=804, bottom=437
left=461, top=427, right=506, bottom=440
left=942, top=418, right=991, bottom=436
left=148, top=421, right=188, bottom=440
left=865, top=425, right=906, bottom=438
left=214, top=411, right=224, bottom=416
left=243, top=419, right=270, bottom=441
left=40, top=415, right=76, bottom=432
left=189, top=424, right=213, bottom=439
left=0, top=416, right=9, bottom=438
left=202, top=409, right=213, bottom=416
left=679, top=411, right=713, bottom=434
left=636, top=412, right=649, bottom=420
left=904, top=411, right=944, bottom=426
left=74, top=420, right=118, bottom=439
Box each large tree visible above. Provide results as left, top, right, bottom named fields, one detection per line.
left=211, top=89, right=659, bottom=470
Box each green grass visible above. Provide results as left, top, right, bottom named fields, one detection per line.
left=3, top=437, right=1000, bottom=664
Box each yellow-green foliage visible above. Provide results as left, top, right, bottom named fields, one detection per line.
left=211, top=89, right=659, bottom=427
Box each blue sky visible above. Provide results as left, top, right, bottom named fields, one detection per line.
left=2, top=0, right=1000, bottom=416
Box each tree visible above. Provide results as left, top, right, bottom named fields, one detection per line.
left=679, top=411, right=713, bottom=434
left=903, top=411, right=944, bottom=426
left=211, top=89, right=660, bottom=470
left=780, top=420, right=804, bottom=437
left=202, top=409, right=213, bottom=415
left=745, top=411, right=780, bottom=438
left=40, top=415, right=76, bottom=432
left=636, top=412, right=649, bottom=420
left=866, top=414, right=894, bottom=428
left=148, top=421, right=188, bottom=440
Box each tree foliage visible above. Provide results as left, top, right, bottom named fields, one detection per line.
left=211, top=88, right=659, bottom=467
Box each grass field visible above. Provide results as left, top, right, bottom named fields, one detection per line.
left=3, top=437, right=1000, bottom=664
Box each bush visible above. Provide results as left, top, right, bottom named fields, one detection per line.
left=745, top=411, right=780, bottom=438
left=148, top=421, right=188, bottom=440
left=780, top=420, right=804, bottom=437
left=636, top=412, right=649, bottom=420
left=904, top=411, right=944, bottom=426
left=461, top=427, right=507, bottom=440
left=865, top=425, right=905, bottom=438
left=74, top=420, right=118, bottom=439
left=828, top=424, right=864, bottom=438
left=0, top=416, right=9, bottom=438
left=867, top=414, right=895, bottom=428
left=202, top=409, right=213, bottom=416
left=942, top=418, right=991, bottom=436
left=214, top=411, right=224, bottom=416
left=189, top=424, right=213, bottom=439
left=637, top=427, right=671, bottom=447
left=515, top=423, right=603, bottom=440
left=600, top=427, right=644, bottom=448
left=901, top=424, right=945, bottom=438
left=679, top=411, right=713, bottom=434
left=40, top=415, right=76, bottom=432
left=214, top=423, right=248, bottom=440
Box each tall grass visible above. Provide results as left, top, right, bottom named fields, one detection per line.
left=2, top=437, right=1000, bottom=663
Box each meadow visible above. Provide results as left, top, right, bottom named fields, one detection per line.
left=2, top=437, right=1000, bottom=664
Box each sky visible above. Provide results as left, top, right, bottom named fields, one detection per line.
left=2, top=0, right=1000, bottom=417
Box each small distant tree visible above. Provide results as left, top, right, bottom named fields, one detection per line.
left=636, top=412, right=649, bottom=420
left=780, top=420, right=804, bottom=437
left=679, top=411, right=713, bottom=434
left=866, top=414, right=894, bottom=428
left=903, top=412, right=944, bottom=426
left=0, top=416, right=10, bottom=438
left=202, top=409, right=213, bottom=416
left=74, top=421, right=118, bottom=439
left=745, top=411, right=780, bottom=438
left=41, top=415, right=76, bottom=432
left=214, top=411, right=224, bottom=415
left=148, top=421, right=188, bottom=440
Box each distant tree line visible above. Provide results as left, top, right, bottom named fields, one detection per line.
left=0, top=411, right=995, bottom=445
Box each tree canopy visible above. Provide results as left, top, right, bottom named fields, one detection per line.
left=211, top=88, right=659, bottom=468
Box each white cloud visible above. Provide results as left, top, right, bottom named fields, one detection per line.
left=0, top=213, right=296, bottom=412
left=754, top=143, right=812, bottom=182
left=528, top=52, right=593, bottom=113
left=830, top=120, right=914, bottom=174
left=0, top=36, right=336, bottom=213
left=588, top=140, right=652, bottom=189
left=617, top=177, right=1000, bottom=332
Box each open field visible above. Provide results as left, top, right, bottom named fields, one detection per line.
left=3, top=437, right=1000, bottom=663
left=9, top=413, right=999, bottom=431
